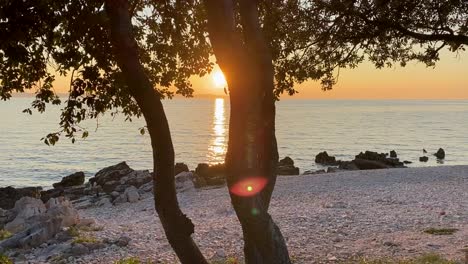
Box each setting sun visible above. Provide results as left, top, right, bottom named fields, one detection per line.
left=212, top=70, right=227, bottom=88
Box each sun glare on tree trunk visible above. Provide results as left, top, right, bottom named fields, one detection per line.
left=212, top=70, right=227, bottom=88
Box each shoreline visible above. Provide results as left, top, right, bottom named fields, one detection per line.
left=1, top=165, right=467, bottom=263
left=59, top=166, right=468, bottom=262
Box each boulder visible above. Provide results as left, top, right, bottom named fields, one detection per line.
left=315, top=152, right=338, bottom=165
left=118, top=170, right=152, bottom=188
left=355, top=151, right=404, bottom=168
left=277, top=157, right=300, bottom=175
left=174, top=163, right=189, bottom=175
left=434, top=148, right=445, bottom=159
left=175, top=172, right=194, bottom=192
left=0, top=208, right=13, bottom=229
left=52, top=172, right=85, bottom=189
left=353, top=159, right=390, bottom=170
left=278, top=156, right=295, bottom=167
left=40, top=184, right=89, bottom=203
left=124, top=186, right=140, bottom=203
left=0, top=197, right=79, bottom=250
left=5, top=197, right=47, bottom=233
left=194, top=163, right=226, bottom=187
left=389, top=150, right=397, bottom=158
left=403, top=160, right=413, bottom=164
left=0, top=186, right=42, bottom=210
left=277, top=165, right=300, bottom=175
left=89, top=162, right=134, bottom=193
left=338, top=161, right=359, bottom=170
left=419, top=156, right=429, bottom=162
left=138, top=181, right=153, bottom=193
left=45, top=197, right=79, bottom=228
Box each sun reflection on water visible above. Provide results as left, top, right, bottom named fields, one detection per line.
left=208, top=98, right=227, bottom=164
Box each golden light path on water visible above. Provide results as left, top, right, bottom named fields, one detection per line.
left=208, top=98, right=227, bottom=164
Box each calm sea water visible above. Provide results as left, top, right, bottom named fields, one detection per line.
left=1, top=98, right=467, bottom=187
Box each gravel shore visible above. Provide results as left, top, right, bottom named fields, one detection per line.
left=77, top=165, right=468, bottom=263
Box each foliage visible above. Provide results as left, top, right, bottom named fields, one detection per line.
left=1, top=0, right=467, bottom=143
left=257, top=0, right=468, bottom=93
left=424, top=227, right=459, bottom=235
left=114, top=257, right=143, bottom=264
left=0, top=0, right=212, bottom=144
left=67, top=226, right=80, bottom=237
left=0, top=230, right=12, bottom=241
left=0, top=254, right=13, bottom=264
left=356, top=253, right=457, bottom=264
left=72, top=234, right=98, bottom=244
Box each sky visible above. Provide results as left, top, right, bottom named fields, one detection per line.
left=52, top=50, right=467, bottom=100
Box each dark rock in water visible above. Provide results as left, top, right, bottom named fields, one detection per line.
left=278, top=156, right=295, bottom=167
left=327, top=167, right=339, bottom=173
left=315, top=151, right=338, bottom=165
left=303, top=169, right=326, bottom=175
left=389, top=150, right=397, bottom=158
left=338, top=161, right=359, bottom=171
left=403, top=160, right=413, bottom=164
left=194, top=163, right=226, bottom=187
left=353, top=159, right=390, bottom=170
left=419, top=156, right=429, bottom=162
left=355, top=151, right=388, bottom=162
left=277, top=165, right=300, bottom=175
left=174, top=163, right=189, bottom=176
left=434, top=148, right=445, bottom=159
left=0, top=186, right=42, bottom=210
left=52, top=172, right=85, bottom=189
left=355, top=151, right=404, bottom=168
left=40, top=188, right=64, bottom=203
left=41, top=184, right=92, bottom=203
left=88, top=162, right=151, bottom=193
left=277, top=157, right=300, bottom=175
left=89, top=162, right=134, bottom=193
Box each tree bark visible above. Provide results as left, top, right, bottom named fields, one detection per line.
left=204, top=1, right=291, bottom=263
left=104, top=1, right=208, bottom=263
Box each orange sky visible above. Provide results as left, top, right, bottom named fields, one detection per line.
left=53, top=50, right=467, bottom=99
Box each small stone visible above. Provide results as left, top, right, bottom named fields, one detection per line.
left=70, top=243, right=89, bottom=256
left=116, top=236, right=131, bottom=247
left=124, top=186, right=140, bottom=203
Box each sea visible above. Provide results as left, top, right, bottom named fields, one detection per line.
left=1, top=97, right=467, bottom=187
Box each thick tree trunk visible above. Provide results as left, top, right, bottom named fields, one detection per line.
left=204, top=1, right=291, bottom=263
left=104, top=1, right=208, bottom=263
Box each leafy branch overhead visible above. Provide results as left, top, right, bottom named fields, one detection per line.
left=1, top=0, right=467, bottom=144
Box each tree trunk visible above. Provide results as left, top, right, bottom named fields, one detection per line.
left=104, top=1, right=208, bottom=263
left=204, top=1, right=291, bottom=263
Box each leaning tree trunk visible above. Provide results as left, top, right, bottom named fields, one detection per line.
left=105, top=1, right=208, bottom=263
left=204, top=0, right=291, bottom=263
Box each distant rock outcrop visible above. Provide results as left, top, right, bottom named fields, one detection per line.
left=277, top=157, right=300, bottom=175
left=52, top=172, right=85, bottom=189
left=0, top=186, right=42, bottom=210
left=194, top=163, right=226, bottom=188
left=434, top=148, right=445, bottom=159
left=174, top=163, right=189, bottom=176
left=315, top=151, right=338, bottom=165
left=88, top=162, right=151, bottom=193
left=419, top=156, right=429, bottom=162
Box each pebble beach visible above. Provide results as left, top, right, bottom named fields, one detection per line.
left=59, top=165, right=468, bottom=264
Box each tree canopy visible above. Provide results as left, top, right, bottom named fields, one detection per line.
left=2, top=0, right=466, bottom=145
left=0, top=0, right=212, bottom=144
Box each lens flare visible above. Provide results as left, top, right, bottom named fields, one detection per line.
left=229, top=177, right=268, bottom=197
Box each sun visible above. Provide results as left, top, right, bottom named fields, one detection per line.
left=212, top=70, right=227, bottom=88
